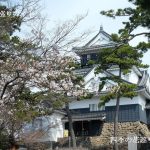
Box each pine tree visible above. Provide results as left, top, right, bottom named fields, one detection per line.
left=98, top=0, right=150, bottom=149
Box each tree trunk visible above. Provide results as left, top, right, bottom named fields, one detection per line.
left=66, top=102, right=76, bottom=148
left=113, top=68, right=121, bottom=150
left=9, top=122, right=19, bottom=150
left=113, top=96, right=120, bottom=150
left=9, top=134, right=18, bottom=150
left=10, top=145, right=18, bottom=150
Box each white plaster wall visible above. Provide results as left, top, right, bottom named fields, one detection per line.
left=74, top=67, right=145, bottom=110
left=88, top=32, right=110, bottom=46
left=146, top=75, right=150, bottom=93
left=128, top=70, right=139, bottom=84
left=24, top=113, right=64, bottom=142
left=41, top=114, right=64, bottom=142
left=107, top=69, right=139, bottom=84
left=84, top=67, right=140, bottom=94
left=69, top=95, right=146, bottom=110
left=105, top=95, right=146, bottom=109
left=69, top=98, right=100, bottom=109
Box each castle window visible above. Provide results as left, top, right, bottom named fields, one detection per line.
left=91, top=53, right=97, bottom=60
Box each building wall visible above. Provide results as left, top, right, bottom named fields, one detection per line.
left=69, top=95, right=147, bottom=124
left=129, top=69, right=139, bottom=84
left=146, top=110, right=150, bottom=124
left=69, top=98, right=100, bottom=109
left=24, top=113, right=64, bottom=142
left=83, top=67, right=140, bottom=94
left=81, top=53, right=97, bottom=66
left=40, top=114, right=64, bottom=142
left=69, top=95, right=146, bottom=110
left=106, top=104, right=147, bottom=123
left=70, top=104, right=147, bottom=124
left=105, top=95, right=146, bottom=109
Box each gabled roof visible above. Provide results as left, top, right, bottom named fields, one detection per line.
left=74, top=65, right=150, bottom=99
left=73, top=67, right=93, bottom=77
left=85, top=26, right=113, bottom=47
left=73, top=26, right=117, bottom=55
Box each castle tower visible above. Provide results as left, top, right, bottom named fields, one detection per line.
left=73, top=26, right=117, bottom=67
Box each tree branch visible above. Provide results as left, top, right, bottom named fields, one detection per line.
left=129, top=32, right=150, bottom=41
left=1, top=71, right=20, bottom=99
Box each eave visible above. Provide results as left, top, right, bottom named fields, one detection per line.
left=132, top=66, right=142, bottom=77
left=73, top=43, right=117, bottom=56
left=73, top=67, right=94, bottom=77
left=139, top=87, right=150, bottom=99
left=62, top=112, right=106, bottom=122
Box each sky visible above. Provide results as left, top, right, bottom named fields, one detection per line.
left=41, top=0, right=132, bottom=33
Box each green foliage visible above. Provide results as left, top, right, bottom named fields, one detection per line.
left=13, top=88, right=46, bottom=122
left=0, top=130, right=9, bottom=149
left=129, top=0, right=150, bottom=11
left=100, top=93, right=116, bottom=106
left=111, top=34, right=121, bottom=42
left=87, top=60, right=96, bottom=65
left=99, top=83, right=137, bottom=106
left=78, top=93, right=94, bottom=100
left=100, top=0, right=150, bottom=44
left=68, top=61, right=80, bottom=69
left=98, top=0, right=150, bottom=105
left=99, top=81, right=105, bottom=92
left=0, top=5, right=21, bottom=35
left=96, top=44, right=147, bottom=105
left=71, top=75, right=84, bottom=85
left=136, top=42, right=150, bottom=53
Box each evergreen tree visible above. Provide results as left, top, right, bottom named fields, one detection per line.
left=98, top=0, right=150, bottom=149
left=0, top=4, right=44, bottom=149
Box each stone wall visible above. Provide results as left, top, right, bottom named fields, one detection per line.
left=56, top=121, right=150, bottom=149
left=90, top=121, right=150, bottom=149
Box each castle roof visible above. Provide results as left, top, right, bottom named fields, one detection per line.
left=73, top=26, right=117, bottom=55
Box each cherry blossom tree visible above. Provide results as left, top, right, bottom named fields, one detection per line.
left=0, top=1, right=88, bottom=148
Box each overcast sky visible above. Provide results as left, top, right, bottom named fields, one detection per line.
left=41, top=0, right=132, bottom=33
left=8, top=0, right=150, bottom=72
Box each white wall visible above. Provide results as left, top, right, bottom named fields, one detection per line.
left=24, top=113, right=64, bottom=142
left=128, top=70, right=139, bottom=84
left=40, top=114, right=64, bottom=142
left=69, top=95, right=146, bottom=110
left=105, top=95, right=146, bottom=109
left=69, top=98, right=100, bottom=109
left=84, top=67, right=140, bottom=93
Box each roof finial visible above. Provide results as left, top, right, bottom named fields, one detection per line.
left=100, top=25, right=103, bottom=31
